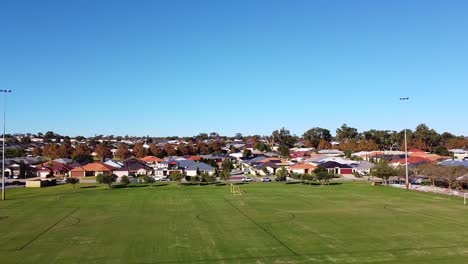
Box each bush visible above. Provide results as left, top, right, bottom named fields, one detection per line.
left=96, top=174, right=118, bottom=188
left=66, top=177, right=79, bottom=189
left=143, top=175, right=155, bottom=184
left=120, top=176, right=130, bottom=185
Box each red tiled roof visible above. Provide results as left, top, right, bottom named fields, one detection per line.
left=188, top=156, right=202, bottom=161
left=42, top=161, right=71, bottom=172
left=141, top=156, right=164, bottom=163
left=392, top=156, right=430, bottom=164
left=288, top=163, right=316, bottom=170
left=80, top=162, right=115, bottom=172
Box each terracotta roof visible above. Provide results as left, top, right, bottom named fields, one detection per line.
left=80, top=162, right=115, bottom=172
left=42, top=161, right=72, bottom=172
left=288, top=163, right=316, bottom=170
left=140, top=156, right=164, bottom=163
left=392, top=156, right=430, bottom=165
left=188, top=155, right=203, bottom=161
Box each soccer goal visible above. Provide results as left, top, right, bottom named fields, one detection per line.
left=464, top=193, right=468, bottom=205
left=230, top=183, right=242, bottom=196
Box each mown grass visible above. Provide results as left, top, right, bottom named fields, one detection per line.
left=0, top=182, right=467, bottom=264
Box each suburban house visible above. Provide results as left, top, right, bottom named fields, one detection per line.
left=42, top=161, right=72, bottom=178
left=140, top=156, right=164, bottom=168
left=288, top=163, right=316, bottom=175
left=114, top=162, right=153, bottom=177
left=177, top=160, right=215, bottom=176
left=439, top=159, right=468, bottom=168
left=449, top=149, right=468, bottom=160
left=104, top=159, right=124, bottom=169
left=70, top=162, right=116, bottom=178
left=252, top=161, right=279, bottom=176
left=318, top=161, right=353, bottom=176
left=351, top=161, right=375, bottom=176
left=390, top=156, right=430, bottom=167
left=154, top=160, right=181, bottom=177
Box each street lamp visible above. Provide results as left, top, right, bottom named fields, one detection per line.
left=1, top=89, right=12, bottom=201
left=400, top=97, right=409, bottom=190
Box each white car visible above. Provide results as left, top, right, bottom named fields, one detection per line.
left=153, top=176, right=167, bottom=181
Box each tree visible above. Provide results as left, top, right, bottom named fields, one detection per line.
left=317, top=139, right=332, bottom=150
left=143, top=175, right=155, bottom=186
left=32, top=147, right=43, bottom=156
left=254, top=141, right=271, bottom=152
left=66, top=177, right=79, bottom=189
left=58, top=142, right=74, bottom=158
left=73, top=154, right=94, bottom=164
left=43, top=143, right=60, bottom=159
left=432, top=146, right=451, bottom=156
left=115, top=144, right=131, bottom=160
left=201, top=172, right=216, bottom=184
left=272, top=127, right=297, bottom=148
left=418, top=164, right=443, bottom=188
left=133, top=143, right=147, bottom=158
left=276, top=166, right=288, bottom=181
left=149, top=143, right=165, bottom=158
left=413, top=124, right=441, bottom=151
left=339, top=139, right=358, bottom=152
left=313, top=166, right=333, bottom=185
left=278, top=145, right=290, bottom=159
left=208, top=140, right=223, bottom=154
left=96, top=174, right=117, bottom=188
left=197, top=141, right=211, bottom=155
left=163, top=144, right=177, bottom=156
left=302, top=128, right=332, bottom=148
left=95, top=144, right=109, bottom=161
left=177, top=143, right=190, bottom=156
left=441, top=166, right=468, bottom=190
left=72, top=144, right=91, bottom=159
left=371, top=161, right=395, bottom=185
left=242, top=148, right=252, bottom=158
left=120, top=175, right=130, bottom=186
left=169, top=171, right=184, bottom=182
left=20, top=136, right=31, bottom=144
left=336, top=124, right=358, bottom=142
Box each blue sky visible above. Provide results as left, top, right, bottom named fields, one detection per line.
left=1, top=0, right=467, bottom=137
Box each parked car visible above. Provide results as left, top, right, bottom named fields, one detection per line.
left=261, top=177, right=272, bottom=182
left=153, top=176, right=168, bottom=181
left=241, top=177, right=253, bottom=182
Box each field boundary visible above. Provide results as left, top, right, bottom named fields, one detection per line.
left=0, top=207, right=79, bottom=251
left=224, top=198, right=298, bottom=256
left=138, top=245, right=468, bottom=264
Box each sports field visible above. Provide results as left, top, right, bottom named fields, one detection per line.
left=1, top=182, right=467, bottom=264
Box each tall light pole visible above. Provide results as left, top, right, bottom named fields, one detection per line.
left=400, top=97, right=410, bottom=190
left=1, top=89, right=12, bottom=201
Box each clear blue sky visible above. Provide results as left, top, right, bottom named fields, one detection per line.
left=1, top=0, right=467, bottom=137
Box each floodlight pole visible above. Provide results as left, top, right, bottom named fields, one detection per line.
left=400, top=97, right=410, bottom=190
left=1, top=89, right=11, bottom=201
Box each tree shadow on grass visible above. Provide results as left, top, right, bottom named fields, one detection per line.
left=80, top=186, right=98, bottom=189
left=113, top=184, right=149, bottom=189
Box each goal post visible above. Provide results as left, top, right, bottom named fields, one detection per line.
left=230, top=183, right=242, bottom=196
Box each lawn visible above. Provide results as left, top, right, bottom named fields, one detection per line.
left=1, top=182, right=468, bottom=264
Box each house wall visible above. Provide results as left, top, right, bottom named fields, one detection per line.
left=289, top=168, right=306, bottom=175
left=185, top=170, right=214, bottom=176
left=114, top=171, right=129, bottom=177
left=71, top=171, right=85, bottom=178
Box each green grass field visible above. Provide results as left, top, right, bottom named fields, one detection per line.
left=1, top=182, right=468, bottom=264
